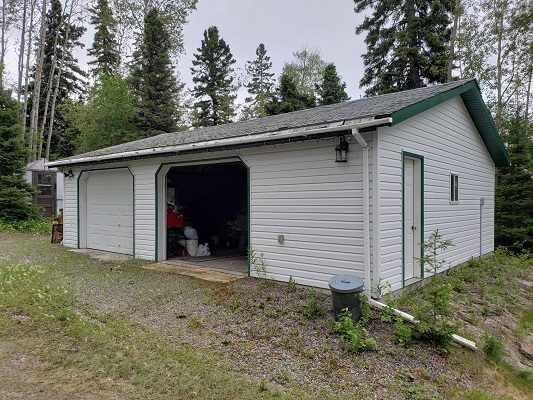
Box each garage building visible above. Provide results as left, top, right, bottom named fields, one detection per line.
left=47, top=79, right=510, bottom=292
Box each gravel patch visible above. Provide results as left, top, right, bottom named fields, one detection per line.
left=71, top=269, right=472, bottom=398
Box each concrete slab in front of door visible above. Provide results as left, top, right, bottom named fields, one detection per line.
left=142, top=262, right=244, bottom=284
left=69, top=248, right=133, bottom=261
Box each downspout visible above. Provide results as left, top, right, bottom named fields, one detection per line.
left=368, top=298, right=477, bottom=350
left=348, top=130, right=476, bottom=352
left=479, top=197, right=485, bottom=257
left=351, top=129, right=372, bottom=296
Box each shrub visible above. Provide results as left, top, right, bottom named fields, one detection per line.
left=334, top=308, right=377, bottom=353
left=0, top=88, right=37, bottom=221
left=0, top=218, right=52, bottom=234
left=394, top=317, right=413, bottom=347
left=414, top=230, right=456, bottom=347
left=483, top=334, right=505, bottom=363
left=379, top=285, right=396, bottom=323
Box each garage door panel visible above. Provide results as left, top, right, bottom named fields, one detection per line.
left=86, top=169, right=133, bottom=255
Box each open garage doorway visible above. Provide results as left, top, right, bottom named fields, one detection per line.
left=159, top=159, right=249, bottom=275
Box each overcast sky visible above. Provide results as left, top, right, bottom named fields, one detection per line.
left=5, top=0, right=368, bottom=100
left=180, top=0, right=367, bottom=100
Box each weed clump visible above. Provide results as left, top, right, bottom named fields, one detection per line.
left=303, top=289, right=324, bottom=320
left=334, top=308, right=377, bottom=353
left=483, top=334, right=505, bottom=363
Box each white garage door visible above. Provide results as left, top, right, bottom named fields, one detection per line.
left=86, top=169, right=133, bottom=255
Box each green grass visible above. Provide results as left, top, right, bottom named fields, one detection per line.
left=0, top=261, right=335, bottom=400
left=1, top=233, right=531, bottom=400
left=462, top=388, right=515, bottom=400
left=0, top=218, right=53, bottom=233
left=517, top=308, right=533, bottom=337
left=483, top=334, right=505, bottom=363
left=398, top=248, right=532, bottom=320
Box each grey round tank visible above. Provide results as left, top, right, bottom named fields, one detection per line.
left=328, top=275, right=365, bottom=322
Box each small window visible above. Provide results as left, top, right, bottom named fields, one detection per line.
left=450, top=174, right=459, bottom=203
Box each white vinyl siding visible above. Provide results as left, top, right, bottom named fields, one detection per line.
left=245, top=137, right=372, bottom=289
left=129, top=163, right=159, bottom=260
left=62, top=172, right=78, bottom=248
left=60, top=137, right=372, bottom=289
left=377, top=96, right=496, bottom=291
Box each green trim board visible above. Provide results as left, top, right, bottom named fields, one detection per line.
left=76, top=172, right=81, bottom=249
left=154, top=155, right=251, bottom=272
left=154, top=164, right=164, bottom=261
left=76, top=166, right=135, bottom=256
left=391, top=80, right=510, bottom=167
left=237, top=156, right=252, bottom=277
left=401, top=151, right=425, bottom=287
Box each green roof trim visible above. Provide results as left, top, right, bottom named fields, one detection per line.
left=390, top=80, right=511, bottom=167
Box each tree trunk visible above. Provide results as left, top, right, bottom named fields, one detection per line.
left=495, top=7, right=504, bottom=130
left=45, top=0, right=75, bottom=160
left=21, top=0, right=37, bottom=146
left=447, top=0, right=461, bottom=81
left=525, top=60, right=532, bottom=130
left=17, top=0, right=29, bottom=103
left=37, top=8, right=65, bottom=160
left=1, top=0, right=6, bottom=89
left=29, top=0, right=49, bottom=161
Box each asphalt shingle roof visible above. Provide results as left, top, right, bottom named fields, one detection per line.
left=54, top=79, right=475, bottom=165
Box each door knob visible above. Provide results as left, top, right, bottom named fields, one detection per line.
left=411, top=225, right=416, bottom=230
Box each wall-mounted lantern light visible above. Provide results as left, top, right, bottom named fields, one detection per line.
left=335, top=136, right=349, bottom=162
left=66, top=169, right=74, bottom=178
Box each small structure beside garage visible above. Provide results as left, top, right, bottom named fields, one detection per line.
left=26, top=158, right=64, bottom=216
left=47, top=79, right=510, bottom=293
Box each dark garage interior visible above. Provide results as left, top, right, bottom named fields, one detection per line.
left=165, top=161, right=248, bottom=272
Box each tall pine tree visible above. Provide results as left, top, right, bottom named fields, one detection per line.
left=265, top=71, right=315, bottom=116
left=129, top=8, right=181, bottom=136
left=495, top=115, right=533, bottom=252
left=242, top=43, right=275, bottom=119
left=87, top=0, right=120, bottom=78
left=316, top=63, right=349, bottom=106
left=0, top=88, right=36, bottom=220
left=354, top=0, right=454, bottom=96
left=191, top=26, right=236, bottom=127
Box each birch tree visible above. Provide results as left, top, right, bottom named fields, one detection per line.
left=20, top=0, right=38, bottom=144
left=456, top=0, right=532, bottom=127
left=45, top=0, right=78, bottom=159
left=16, top=0, right=29, bottom=101
left=37, top=0, right=66, bottom=160
left=28, top=0, right=85, bottom=160
left=28, top=0, right=49, bottom=160
left=283, top=45, right=326, bottom=97
left=1, top=0, right=18, bottom=88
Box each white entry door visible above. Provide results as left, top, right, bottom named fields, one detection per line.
left=86, top=169, right=134, bottom=255
left=403, top=157, right=421, bottom=280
